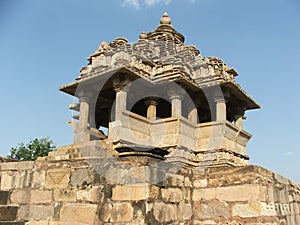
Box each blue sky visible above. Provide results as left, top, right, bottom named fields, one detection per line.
left=0, top=0, right=299, bottom=182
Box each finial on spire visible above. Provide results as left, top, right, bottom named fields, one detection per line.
left=139, top=32, right=148, bottom=39
left=160, top=12, right=171, bottom=25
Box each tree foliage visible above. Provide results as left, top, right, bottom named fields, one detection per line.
left=8, top=137, right=56, bottom=161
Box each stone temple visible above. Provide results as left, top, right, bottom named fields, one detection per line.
left=0, top=13, right=299, bottom=225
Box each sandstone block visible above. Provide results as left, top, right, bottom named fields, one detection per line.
left=193, top=179, right=208, bottom=188
left=0, top=205, right=18, bottom=221
left=19, top=205, right=54, bottom=221
left=161, top=188, right=183, bottom=202
left=31, top=170, right=46, bottom=188
left=153, top=202, right=177, bottom=223
left=0, top=172, right=14, bottom=190
left=49, top=221, right=75, bottom=225
left=77, top=186, right=103, bottom=203
left=0, top=191, right=9, bottom=204
left=30, top=189, right=52, bottom=204
left=232, top=202, right=261, bottom=218
left=193, top=200, right=229, bottom=220
left=54, top=189, right=76, bottom=202
left=216, top=184, right=262, bottom=202
left=0, top=161, right=34, bottom=171
left=13, top=171, right=33, bottom=189
left=26, top=221, right=49, bottom=225
left=10, top=189, right=30, bottom=204
left=60, top=203, right=98, bottom=224
left=194, top=220, right=217, bottom=225
left=109, top=203, right=134, bottom=223
left=274, top=173, right=290, bottom=185
left=112, top=184, right=149, bottom=201
left=45, top=169, right=70, bottom=189
left=169, top=174, right=185, bottom=187
left=178, top=202, right=192, bottom=221
left=184, top=177, right=192, bottom=187
left=69, top=168, right=95, bottom=188
left=193, top=188, right=216, bottom=201
left=101, top=203, right=112, bottom=222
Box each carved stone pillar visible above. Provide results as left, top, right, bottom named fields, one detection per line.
left=188, top=107, right=198, bottom=124
left=214, top=96, right=226, bottom=121
left=79, top=96, right=90, bottom=130
left=113, top=77, right=130, bottom=121
left=168, top=90, right=183, bottom=118
left=234, top=106, right=246, bottom=129
left=145, top=97, right=159, bottom=120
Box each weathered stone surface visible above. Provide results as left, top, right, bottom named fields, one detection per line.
left=45, top=169, right=70, bottom=189
left=274, top=173, right=290, bottom=185
left=193, top=200, right=229, bottom=220
left=31, top=170, right=46, bottom=188
left=178, top=202, right=192, bottom=221
left=0, top=191, right=9, bottom=205
left=193, top=179, right=208, bottom=188
left=104, top=203, right=134, bottom=223
left=153, top=202, right=177, bottom=223
left=10, top=190, right=30, bottom=204
left=216, top=184, right=263, bottom=202
left=194, top=220, right=217, bottom=225
left=184, top=177, right=192, bottom=187
left=101, top=203, right=112, bottom=222
left=0, top=162, right=34, bottom=171
left=30, top=190, right=52, bottom=204
left=19, top=205, right=54, bottom=221
left=112, top=184, right=156, bottom=201
left=25, top=221, right=48, bottom=225
left=0, top=205, right=18, bottom=221
left=169, top=174, right=185, bottom=187
left=60, top=203, right=98, bottom=224
left=232, top=202, right=261, bottom=218
left=54, top=189, right=76, bottom=202
left=13, top=171, right=33, bottom=189
left=161, top=188, right=183, bottom=202
left=69, top=168, right=95, bottom=188
left=0, top=172, right=14, bottom=190
left=193, top=188, right=216, bottom=201
left=77, top=186, right=103, bottom=203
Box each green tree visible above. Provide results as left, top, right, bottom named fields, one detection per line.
left=8, top=137, right=56, bottom=161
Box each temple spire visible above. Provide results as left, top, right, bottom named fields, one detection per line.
left=160, top=12, right=172, bottom=25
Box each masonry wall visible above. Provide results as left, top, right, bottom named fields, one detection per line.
left=0, top=154, right=300, bottom=225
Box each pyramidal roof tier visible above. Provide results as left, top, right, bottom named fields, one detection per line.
left=60, top=13, right=260, bottom=110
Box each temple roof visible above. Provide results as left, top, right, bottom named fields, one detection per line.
left=60, top=13, right=260, bottom=110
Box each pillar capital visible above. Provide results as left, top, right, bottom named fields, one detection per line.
left=168, top=89, right=184, bottom=101
left=79, top=96, right=92, bottom=103
left=113, top=77, right=131, bottom=92
left=76, top=89, right=96, bottom=102
left=144, top=97, right=159, bottom=107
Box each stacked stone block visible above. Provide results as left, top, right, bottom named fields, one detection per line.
left=0, top=190, right=24, bottom=225
left=0, top=151, right=299, bottom=224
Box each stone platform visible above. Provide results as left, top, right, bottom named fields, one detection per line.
left=0, top=144, right=299, bottom=225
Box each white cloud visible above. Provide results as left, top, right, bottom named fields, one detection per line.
left=122, top=0, right=140, bottom=9
left=122, top=0, right=174, bottom=8
left=285, top=151, right=294, bottom=156
left=144, top=0, right=172, bottom=6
